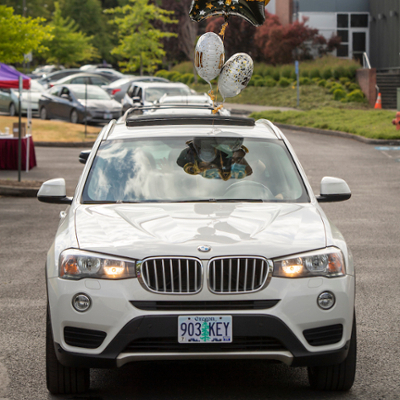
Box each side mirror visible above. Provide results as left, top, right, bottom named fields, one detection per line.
left=37, top=178, right=72, bottom=204
left=79, top=150, right=90, bottom=164
left=131, top=96, right=141, bottom=103
left=61, top=94, right=71, bottom=101
left=316, top=177, right=351, bottom=203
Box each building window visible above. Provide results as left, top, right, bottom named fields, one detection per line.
left=337, top=30, right=349, bottom=43
left=337, top=14, right=349, bottom=28
left=351, top=14, right=369, bottom=28
left=337, top=45, right=349, bottom=57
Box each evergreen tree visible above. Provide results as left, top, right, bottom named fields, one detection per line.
left=42, top=2, right=98, bottom=67
left=106, top=0, right=177, bottom=74
left=200, top=321, right=210, bottom=342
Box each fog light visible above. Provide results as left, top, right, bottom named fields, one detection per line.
left=317, top=291, right=335, bottom=310
left=72, top=293, right=91, bottom=312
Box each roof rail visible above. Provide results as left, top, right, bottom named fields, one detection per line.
left=125, top=114, right=255, bottom=127
left=255, top=119, right=282, bottom=139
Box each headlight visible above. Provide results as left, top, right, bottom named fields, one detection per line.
left=272, top=247, right=345, bottom=278
left=59, top=249, right=137, bottom=280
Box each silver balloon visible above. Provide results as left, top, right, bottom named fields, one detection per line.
left=194, top=32, right=225, bottom=85
left=218, top=53, right=254, bottom=100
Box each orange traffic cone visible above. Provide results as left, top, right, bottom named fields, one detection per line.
left=374, top=93, right=382, bottom=109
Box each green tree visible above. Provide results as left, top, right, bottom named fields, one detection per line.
left=106, top=0, right=177, bottom=74
left=200, top=321, right=210, bottom=342
left=0, top=5, right=53, bottom=64
left=42, top=2, right=99, bottom=67
left=58, top=0, right=113, bottom=64
left=0, top=0, right=55, bottom=19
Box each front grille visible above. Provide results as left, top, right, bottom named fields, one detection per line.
left=64, top=327, right=107, bottom=349
left=130, top=300, right=280, bottom=311
left=123, top=336, right=285, bottom=353
left=140, top=257, right=202, bottom=294
left=208, top=257, right=271, bottom=293
left=303, top=324, right=343, bottom=346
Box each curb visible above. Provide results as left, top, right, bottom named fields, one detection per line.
left=0, top=185, right=39, bottom=197
left=34, top=141, right=95, bottom=148
left=274, top=123, right=400, bottom=145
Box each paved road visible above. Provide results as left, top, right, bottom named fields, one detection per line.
left=0, top=128, right=399, bottom=399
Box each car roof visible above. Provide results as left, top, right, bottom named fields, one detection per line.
left=106, top=114, right=280, bottom=142
left=57, top=73, right=111, bottom=82
left=129, top=82, right=189, bottom=90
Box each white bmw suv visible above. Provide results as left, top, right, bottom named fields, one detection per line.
left=38, top=110, right=356, bottom=395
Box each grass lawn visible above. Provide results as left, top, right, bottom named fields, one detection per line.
left=0, top=116, right=101, bottom=142
left=191, top=83, right=369, bottom=111
left=250, top=108, right=400, bottom=140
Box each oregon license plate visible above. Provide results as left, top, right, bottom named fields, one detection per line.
left=178, top=316, right=232, bottom=343
left=104, top=113, right=112, bottom=119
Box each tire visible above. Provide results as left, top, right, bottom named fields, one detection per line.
left=46, top=306, right=90, bottom=395
left=9, top=103, right=16, bottom=116
left=40, top=107, right=49, bottom=120
left=308, top=314, right=357, bottom=391
left=70, top=109, right=79, bottom=124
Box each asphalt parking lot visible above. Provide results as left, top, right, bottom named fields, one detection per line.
left=0, top=127, right=399, bottom=399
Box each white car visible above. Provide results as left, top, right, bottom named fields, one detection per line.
left=38, top=111, right=356, bottom=395
left=121, top=81, right=193, bottom=113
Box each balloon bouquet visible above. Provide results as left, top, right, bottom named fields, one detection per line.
left=189, top=0, right=270, bottom=110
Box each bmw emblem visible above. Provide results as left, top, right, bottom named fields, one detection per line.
left=198, top=245, right=211, bottom=253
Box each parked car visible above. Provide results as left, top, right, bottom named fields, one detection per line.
left=121, top=81, right=192, bottom=112
left=36, top=69, right=81, bottom=88
left=38, top=111, right=356, bottom=395
left=39, top=84, right=122, bottom=124
left=0, top=79, right=45, bottom=116
left=102, top=76, right=170, bottom=103
left=51, top=73, right=112, bottom=88
left=32, top=65, right=64, bottom=77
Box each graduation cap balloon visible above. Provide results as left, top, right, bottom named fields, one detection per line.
left=190, top=0, right=270, bottom=27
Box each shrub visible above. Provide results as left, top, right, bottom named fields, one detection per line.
left=300, top=70, right=309, bottom=78
left=155, top=69, right=169, bottom=78
left=290, top=70, right=297, bottom=80
left=339, top=77, right=350, bottom=85
left=321, top=68, right=333, bottom=80
left=312, top=77, right=320, bottom=83
left=333, top=89, right=347, bottom=101
left=329, top=83, right=344, bottom=94
left=281, top=66, right=293, bottom=79
left=264, top=77, right=277, bottom=87
left=169, top=71, right=182, bottom=82
left=181, top=73, right=194, bottom=84
left=346, top=89, right=365, bottom=102
left=309, top=68, right=321, bottom=79
left=299, top=77, right=311, bottom=85
left=333, top=66, right=345, bottom=80
left=278, top=77, right=291, bottom=87
left=254, top=78, right=266, bottom=87
left=318, top=79, right=326, bottom=87
left=345, top=65, right=358, bottom=80
left=348, top=83, right=360, bottom=92
left=272, top=70, right=280, bottom=81
left=325, top=81, right=334, bottom=90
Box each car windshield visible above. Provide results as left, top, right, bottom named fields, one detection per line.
left=145, top=87, right=192, bottom=102
left=72, top=86, right=111, bottom=100
left=82, top=136, right=309, bottom=204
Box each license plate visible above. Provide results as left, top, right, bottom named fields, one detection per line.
left=178, top=315, right=232, bottom=343
left=104, top=112, right=112, bottom=119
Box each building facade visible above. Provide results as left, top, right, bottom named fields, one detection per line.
left=296, top=0, right=370, bottom=64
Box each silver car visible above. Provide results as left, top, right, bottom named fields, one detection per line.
left=0, top=79, right=45, bottom=116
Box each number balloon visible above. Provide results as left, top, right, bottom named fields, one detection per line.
left=190, top=0, right=270, bottom=27
left=194, top=32, right=225, bottom=86
left=218, top=53, right=254, bottom=101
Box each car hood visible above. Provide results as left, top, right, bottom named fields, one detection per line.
left=74, top=203, right=326, bottom=260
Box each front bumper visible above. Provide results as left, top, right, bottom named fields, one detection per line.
left=48, top=268, right=355, bottom=369
left=55, top=314, right=351, bottom=369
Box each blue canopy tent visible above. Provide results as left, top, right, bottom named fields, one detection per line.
left=0, top=63, right=31, bottom=181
